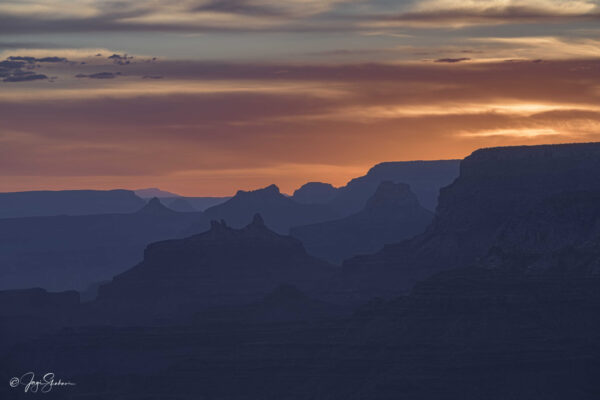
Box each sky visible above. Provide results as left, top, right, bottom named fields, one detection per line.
left=1, top=0, right=599, bottom=196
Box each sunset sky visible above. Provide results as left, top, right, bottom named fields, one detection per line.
left=1, top=0, right=599, bottom=195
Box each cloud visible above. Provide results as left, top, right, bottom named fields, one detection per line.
left=435, top=57, right=470, bottom=63
left=3, top=73, right=48, bottom=82
left=0, top=0, right=598, bottom=35
left=8, top=56, right=67, bottom=63
left=75, top=72, right=120, bottom=79
left=0, top=41, right=61, bottom=50
left=0, top=57, right=51, bottom=83
left=0, top=0, right=355, bottom=34
left=469, top=37, right=600, bottom=59
left=0, top=56, right=599, bottom=193
left=1, top=59, right=28, bottom=67
left=458, top=128, right=562, bottom=138
left=363, top=0, right=600, bottom=28
left=193, top=0, right=290, bottom=17
left=107, top=53, right=134, bottom=65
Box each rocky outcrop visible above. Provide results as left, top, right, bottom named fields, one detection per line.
left=95, top=214, right=337, bottom=321
left=342, top=143, right=600, bottom=298
left=292, top=182, right=338, bottom=204
left=203, top=184, right=339, bottom=233
left=329, top=159, right=460, bottom=214
left=136, top=197, right=177, bottom=215
left=291, top=182, right=433, bottom=263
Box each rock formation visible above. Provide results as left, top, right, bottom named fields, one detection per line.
left=95, top=214, right=337, bottom=321
left=291, top=182, right=433, bottom=263
left=292, top=182, right=338, bottom=204
left=203, top=184, right=339, bottom=233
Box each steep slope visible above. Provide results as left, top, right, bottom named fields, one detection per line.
left=291, top=182, right=433, bottom=263
left=0, top=189, right=145, bottom=218
left=342, top=143, right=600, bottom=298
left=330, top=160, right=460, bottom=215
left=95, top=214, right=337, bottom=321
left=203, top=184, right=338, bottom=233
left=136, top=197, right=178, bottom=215
left=0, top=199, right=209, bottom=291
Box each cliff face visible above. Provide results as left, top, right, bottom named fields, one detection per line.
left=435, top=143, right=600, bottom=242
left=342, top=143, right=600, bottom=298
left=291, top=182, right=433, bottom=264
left=330, top=159, right=460, bottom=214
left=95, top=214, right=336, bottom=320
left=480, top=190, right=600, bottom=275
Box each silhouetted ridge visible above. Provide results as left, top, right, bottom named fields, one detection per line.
left=0, top=189, right=145, bottom=218
left=292, top=182, right=338, bottom=204
left=0, top=203, right=209, bottom=291
left=329, top=159, right=460, bottom=214
left=136, top=197, right=176, bottom=215
left=204, top=184, right=338, bottom=233
left=6, top=144, right=600, bottom=400
left=364, top=181, right=419, bottom=209
left=291, top=181, right=432, bottom=264
left=135, top=188, right=181, bottom=198
left=236, top=184, right=280, bottom=197
left=95, top=215, right=335, bottom=321
left=342, top=142, right=600, bottom=298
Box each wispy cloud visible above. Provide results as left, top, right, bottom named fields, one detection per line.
left=1, top=57, right=599, bottom=194
left=1, top=1, right=600, bottom=194
left=1, top=0, right=598, bottom=34
left=458, top=128, right=561, bottom=138
left=365, top=0, right=600, bottom=28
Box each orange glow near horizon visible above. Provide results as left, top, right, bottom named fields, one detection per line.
left=1, top=53, right=600, bottom=197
